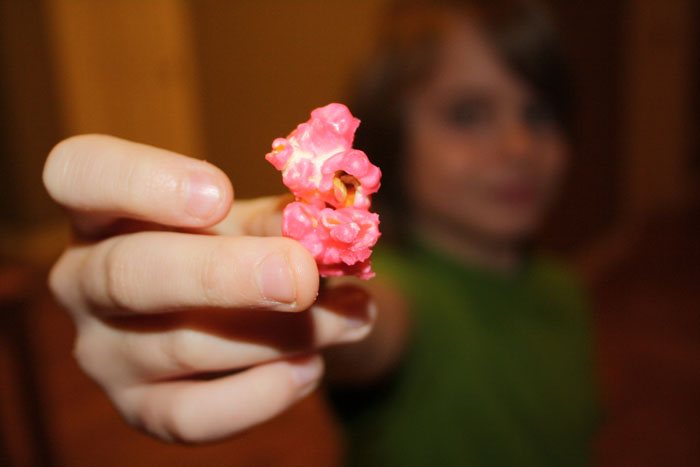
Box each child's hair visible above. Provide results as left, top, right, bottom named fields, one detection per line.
left=349, top=0, right=572, bottom=241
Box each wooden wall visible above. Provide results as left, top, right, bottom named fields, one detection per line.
left=619, top=0, right=697, bottom=218
left=0, top=0, right=696, bottom=262
left=0, top=0, right=62, bottom=229
left=190, top=0, right=385, bottom=199
left=44, top=0, right=205, bottom=158
left=43, top=0, right=384, bottom=201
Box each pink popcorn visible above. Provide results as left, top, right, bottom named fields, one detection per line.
left=317, top=149, right=381, bottom=210
left=266, top=104, right=381, bottom=210
left=282, top=202, right=380, bottom=279
left=265, top=103, right=381, bottom=279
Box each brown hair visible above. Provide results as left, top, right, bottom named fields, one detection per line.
left=349, top=0, right=572, bottom=240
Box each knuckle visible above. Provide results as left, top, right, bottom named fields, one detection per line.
left=100, top=238, right=133, bottom=310
left=199, top=238, right=235, bottom=306
left=163, top=331, right=207, bottom=373
left=72, top=333, right=90, bottom=367
left=110, top=388, right=143, bottom=431
left=49, top=247, right=94, bottom=318
left=72, top=329, right=103, bottom=380
left=126, top=390, right=198, bottom=443
left=48, top=251, right=73, bottom=307
left=161, top=394, right=203, bottom=443
left=130, top=399, right=160, bottom=439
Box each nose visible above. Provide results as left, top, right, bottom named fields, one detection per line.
left=500, top=119, right=536, bottom=165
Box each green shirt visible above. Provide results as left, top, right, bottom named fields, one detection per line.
left=332, top=240, right=599, bottom=466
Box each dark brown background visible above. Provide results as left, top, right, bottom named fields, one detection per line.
left=0, top=1, right=698, bottom=465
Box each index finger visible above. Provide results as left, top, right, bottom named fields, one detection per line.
left=43, top=134, right=234, bottom=235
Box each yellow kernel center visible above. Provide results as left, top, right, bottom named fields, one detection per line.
left=333, top=172, right=359, bottom=207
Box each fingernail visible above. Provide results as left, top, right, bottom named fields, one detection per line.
left=344, top=315, right=371, bottom=328
left=257, top=253, right=296, bottom=304
left=316, top=285, right=375, bottom=330
left=186, top=172, right=222, bottom=219
left=343, top=302, right=376, bottom=340
left=339, top=319, right=373, bottom=343
left=290, top=357, right=321, bottom=388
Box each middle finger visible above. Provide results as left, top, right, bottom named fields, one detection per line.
left=75, top=231, right=320, bottom=314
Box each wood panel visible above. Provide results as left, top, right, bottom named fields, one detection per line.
left=44, top=0, right=204, bottom=158
left=542, top=0, right=624, bottom=254
left=0, top=0, right=62, bottom=229
left=190, top=0, right=387, bottom=199
left=620, top=0, right=697, bottom=217
left=569, top=0, right=698, bottom=280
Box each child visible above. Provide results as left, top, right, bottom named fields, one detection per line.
left=44, top=0, right=598, bottom=463
left=327, top=0, right=599, bottom=465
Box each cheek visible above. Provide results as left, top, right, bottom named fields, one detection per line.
left=407, top=113, right=491, bottom=182
left=406, top=121, right=479, bottom=205
left=536, top=140, right=568, bottom=196
left=405, top=121, right=503, bottom=240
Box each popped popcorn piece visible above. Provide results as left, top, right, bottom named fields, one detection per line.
left=265, top=103, right=381, bottom=279
left=282, top=202, right=380, bottom=280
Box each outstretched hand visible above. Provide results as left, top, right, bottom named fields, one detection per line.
left=43, top=135, right=374, bottom=443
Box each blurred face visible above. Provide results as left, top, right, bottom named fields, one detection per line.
left=404, top=17, right=567, bottom=246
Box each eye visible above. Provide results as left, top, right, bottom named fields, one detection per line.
left=439, top=97, right=490, bottom=129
